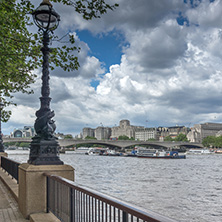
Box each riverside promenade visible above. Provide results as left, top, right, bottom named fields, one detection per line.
left=0, top=170, right=29, bottom=222
left=0, top=167, right=61, bottom=222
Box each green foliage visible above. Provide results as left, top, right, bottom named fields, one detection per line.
left=118, top=135, right=130, bottom=140
left=147, top=138, right=156, bottom=141
left=0, top=0, right=118, bottom=121
left=164, top=134, right=188, bottom=142
left=19, top=142, right=30, bottom=147
left=202, top=136, right=222, bottom=148
left=51, top=0, right=118, bottom=20
left=4, top=142, right=16, bottom=147
left=64, top=134, right=73, bottom=139
left=174, top=133, right=188, bottom=142
left=4, top=141, right=30, bottom=147
left=85, top=136, right=97, bottom=140
left=164, top=136, right=173, bottom=141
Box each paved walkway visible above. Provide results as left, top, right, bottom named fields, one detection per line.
left=0, top=178, right=29, bottom=222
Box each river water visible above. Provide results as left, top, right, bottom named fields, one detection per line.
left=6, top=150, right=222, bottom=222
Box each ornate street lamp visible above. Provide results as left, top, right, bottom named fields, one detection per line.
left=28, top=0, right=63, bottom=165
left=0, top=102, right=5, bottom=152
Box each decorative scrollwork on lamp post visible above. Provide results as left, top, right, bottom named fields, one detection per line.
left=28, top=0, right=63, bottom=165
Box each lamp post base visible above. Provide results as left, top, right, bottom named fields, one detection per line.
left=0, top=144, right=4, bottom=153
left=28, top=137, right=63, bottom=165
left=0, top=138, right=4, bottom=152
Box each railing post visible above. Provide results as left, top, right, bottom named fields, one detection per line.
left=18, top=164, right=74, bottom=219
left=70, top=187, right=73, bottom=222
left=123, top=211, right=128, bottom=222
left=46, top=176, right=49, bottom=213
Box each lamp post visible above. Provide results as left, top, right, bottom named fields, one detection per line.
left=0, top=102, right=4, bottom=152
left=28, top=0, right=63, bottom=165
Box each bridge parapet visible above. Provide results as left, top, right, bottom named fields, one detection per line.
left=3, top=137, right=32, bottom=143
left=3, top=138, right=203, bottom=149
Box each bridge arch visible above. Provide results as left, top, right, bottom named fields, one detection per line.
left=3, top=138, right=203, bottom=150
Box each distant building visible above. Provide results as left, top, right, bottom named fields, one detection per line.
left=95, top=127, right=111, bottom=140
left=82, top=127, right=95, bottom=139
left=80, top=120, right=192, bottom=141
left=187, top=122, right=222, bottom=143
left=10, top=126, right=35, bottom=138
left=158, top=126, right=189, bottom=141
left=216, top=130, right=222, bottom=137
left=111, top=120, right=143, bottom=139
left=74, top=133, right=83, bottom=139
left=135, top=128, right=158, bottom=141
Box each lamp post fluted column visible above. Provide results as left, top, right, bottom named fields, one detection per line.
left=28, top=0, right=63, bottom=165
left=0, top=102, right=4, bottom=152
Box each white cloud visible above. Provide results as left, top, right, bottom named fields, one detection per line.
left=4, top=0, right=222, bottom=136
left=186, top=0, right=222, bottom=28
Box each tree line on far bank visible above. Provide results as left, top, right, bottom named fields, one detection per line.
left=202, top=136, right=222, bottom=148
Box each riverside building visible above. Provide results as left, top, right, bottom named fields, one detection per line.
left=82, top=127, right=95, bottom=139
left=95, top=127, right=111, bottom=140
left=110, top=120, right=143, bottom=139
left=10, top=126, right=35, bottom=138
left=187, top=122, right=222, bottom=143
left=135, top=128, right=158, bottom=141
left=158, top=126, right=189, bottom=141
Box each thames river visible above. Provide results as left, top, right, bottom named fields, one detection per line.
left=6, top=150, right=222, bottom=222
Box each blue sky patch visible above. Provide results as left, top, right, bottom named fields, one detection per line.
left=77, top=30, right=124, bottom=70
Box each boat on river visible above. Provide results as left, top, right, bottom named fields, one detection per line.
left=137, top=148, right=186, bottom=159
left=186, top=149, right=214, bottom=155
left=86, top=147, right=107, bottom=155
left=215, top=149, right=222, bottom=154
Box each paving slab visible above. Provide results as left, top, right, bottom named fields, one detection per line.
left=0, top=175, right=29, bottom=222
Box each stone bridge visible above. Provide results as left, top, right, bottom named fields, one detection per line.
left=3, top=137, right=203, bottom=149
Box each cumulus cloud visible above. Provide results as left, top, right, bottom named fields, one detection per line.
left=5, top=0, right=222, bottom=136
left=186, top=0, right=222, bottom=28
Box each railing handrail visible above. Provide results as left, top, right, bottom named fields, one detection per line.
left=1, top=156, right=21, bottom=166
left=44, top=172, right=177, bottom=222
left=1, top=156, right=21, bottom=183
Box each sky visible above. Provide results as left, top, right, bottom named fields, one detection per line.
left=4, top=0, right=222, bottom=136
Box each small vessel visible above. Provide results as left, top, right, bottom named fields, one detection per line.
left=186, top=149, right=213, bottom=155
left=86, top=147, right=107, bottom=155
left=215, top=149, right=222, bottom=154
left=105, top=149, right=122, bottom=156
left=137, top=148, right=186, bottom=159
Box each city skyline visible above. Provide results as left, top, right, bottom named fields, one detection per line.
left=3, top=0, right=222, bottom=137
left=5, top=119, right=218, bottom=137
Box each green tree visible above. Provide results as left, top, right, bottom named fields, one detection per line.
left=64, top=134, right=73, bottom=139
left=118, top=135, right=130, bottom=140
left=19, top=142, right=30, bottom=148
left=0, top=0, right=118, bottom=121
left=85, top=136, right=97, bottom=140
left=175, top=133, right=188, bottom=142
left=4, top=142, right=17, bottom=147
left=215, top=136, right=222, bottom=148
left=202, top=136, right=216, bottom=147
left=202, top=136, right=218, bottom=148
left=147, top=138, right=156, bottom=141
left=164, top=136, right=173, bottom=141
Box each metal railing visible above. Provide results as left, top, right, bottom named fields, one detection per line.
left=1, top=156, right=20, bottom=183
left=44, top=173, right=176, bottom=222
